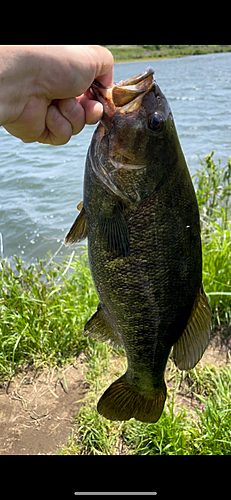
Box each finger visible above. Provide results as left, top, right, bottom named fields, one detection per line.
left=4, top=97, right=48, bottom=143
left=78, top=95, right=103, bottom=125
left=38, top=104, right=73, bottom=145
left=89, top=46, right=114, bottom=87
left=78, top=45, right=114, bottom=90
left=94, top=54, right=114, bottom=88
left=44, top=46, right=114, bottom=100
left=57, top=98, right=85, bottom=135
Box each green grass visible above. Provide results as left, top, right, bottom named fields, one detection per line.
left=1, top=151, right=231, bottom=454
left=102, top=45, right=231, bottom=62
left=1, top=151, right=230, bottom=381
left=195, top=152, right=231, bottom=325
left=59, top=342, right=231, bottom=455
left=0, top=249, right=98, bottom=381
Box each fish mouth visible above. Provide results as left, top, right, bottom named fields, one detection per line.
left=91, top=67, right=155, bottom=113
left=91, top=68, right=155, bottom=172
left=112, top=67, right=154, bottom=110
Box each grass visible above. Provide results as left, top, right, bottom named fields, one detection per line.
left=195, top=152, right=231, bottom=326
left=0, top=249, right=98, bottom=382
left=1, top=151, right=231, bottom=454
left=102, top=45, right=231, bottom=62
left=59, top=342, right=231, bottom=455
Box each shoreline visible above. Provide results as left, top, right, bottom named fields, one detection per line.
left=104, top=45, right=231, bottom=64
left=115, top=51, right=231, bottom=64
left=115, top=54, right=187, bottom=64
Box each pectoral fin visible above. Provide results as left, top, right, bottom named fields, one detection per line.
left=99, top=204, right=130, bottom=257
left=173, top=287, right=212, bottom=370
left=65, top=203, right=87, bottom=247
left=84, top=303, right=123, bottom=348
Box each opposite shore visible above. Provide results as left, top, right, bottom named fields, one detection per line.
left=103, top=45, right=231, bottom=63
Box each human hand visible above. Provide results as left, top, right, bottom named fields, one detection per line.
left=0, top=45, right=113, bottom=145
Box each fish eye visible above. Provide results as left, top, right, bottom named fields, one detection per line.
left=148, top=113, right=165, bottom=132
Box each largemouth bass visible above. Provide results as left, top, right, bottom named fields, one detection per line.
left=65, top=67, right=211, bottom=423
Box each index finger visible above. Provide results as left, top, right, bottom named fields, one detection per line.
left=87, top=45, right=114, bottom=88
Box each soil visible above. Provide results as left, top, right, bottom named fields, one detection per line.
left=167, top=338, right=230, bottom=415
left=0, top=353, right=89, bottom=455
left=0, top=342, right=229, bottom=455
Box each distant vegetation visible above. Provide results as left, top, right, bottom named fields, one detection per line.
left=102, top=45, right=231, bottom=62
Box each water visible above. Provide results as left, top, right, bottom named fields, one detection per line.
left=1, top=52, right=231, bottom=263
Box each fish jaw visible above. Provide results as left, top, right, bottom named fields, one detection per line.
left=112, top=67, right=154, bottom=109
left=90, top=67, right=155, bottom=128
left=91, top=67, right=154, bottom=107
left=90, top=68, right=171, bottom=177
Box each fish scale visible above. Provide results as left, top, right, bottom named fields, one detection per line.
left=65, top=68, right=212, bottom=423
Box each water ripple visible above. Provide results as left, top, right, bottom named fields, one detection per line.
left=1, top=52, right=231, bottom=262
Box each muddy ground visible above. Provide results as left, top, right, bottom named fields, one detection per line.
left=0, top=344, right=229, bottom=455
left=0, top=353, right=89, bottom=455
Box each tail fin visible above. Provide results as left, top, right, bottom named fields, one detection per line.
left=97, top=374, right=167, bottom=424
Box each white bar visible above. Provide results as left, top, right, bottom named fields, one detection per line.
left=74, top=494, right=157, bottom=496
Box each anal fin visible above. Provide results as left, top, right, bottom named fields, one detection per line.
left=65, top=202, right=87, bottom=247
left=173, top=286, right=212, bottom=370
left=84, top=303, right=123, bottom=348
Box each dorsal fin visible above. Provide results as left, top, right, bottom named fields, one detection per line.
left=173, top=287, right=212, bottom=370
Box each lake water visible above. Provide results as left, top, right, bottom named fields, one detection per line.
left=1, top=52, right=231, bottom=263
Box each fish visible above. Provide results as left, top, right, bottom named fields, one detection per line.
left=65, top=67, right=211, bottom=424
